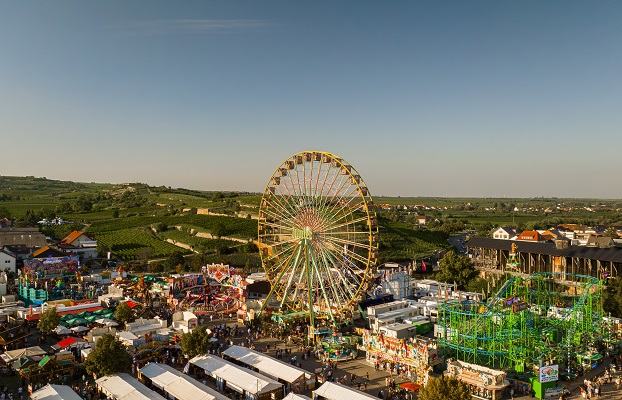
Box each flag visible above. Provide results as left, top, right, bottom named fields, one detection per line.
left=422, top=260, right=427, bottom=272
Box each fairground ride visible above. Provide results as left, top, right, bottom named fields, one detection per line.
left=257, top=151, right=378, bottom=327
left=437, top=254, right=605, bottom=375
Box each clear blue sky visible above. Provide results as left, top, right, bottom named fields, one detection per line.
left=1, top=1, right=621, bottom=198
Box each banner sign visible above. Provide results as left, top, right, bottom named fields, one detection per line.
left=24, top=256, right=80, bottom=277
left=539, top=364, right=559, bottom=383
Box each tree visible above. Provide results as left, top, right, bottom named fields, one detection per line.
left=38, top=307, right=60, bottom=334
left=435, top=251, right=478, bottom=289
left=466, top=277, right=488, bottom=294
left=137, top=247, right=153, bottom=262
left=166, top=251, right=185, bottom=270
left=418, top=375, right=471, bottom=400
left=603, top=228, right=619, bottom=239
left=150, top=261, right=164, bottom=273
left=212, top=222, right=228, bottom=239
left=84, top=333, right=132, bottom=377
left=180, top=325, right=212, bottom=358
left=114, top=302, right=133, bottom=324
left=603, top=277, right=622, bottom=318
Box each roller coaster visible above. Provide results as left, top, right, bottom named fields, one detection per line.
left=437, top=270, right=605, bottom=374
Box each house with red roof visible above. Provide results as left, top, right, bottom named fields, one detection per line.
left=515, top=230, right=544, bottom=243
left=58, top=231, right=98, bottom=259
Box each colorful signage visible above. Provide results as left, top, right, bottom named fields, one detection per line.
left=24, top=256, right=80, bottom=277
left=539, top=364, right=559, bottom=383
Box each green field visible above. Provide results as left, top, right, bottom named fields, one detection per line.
left=3, top=175, right=620, bottom=267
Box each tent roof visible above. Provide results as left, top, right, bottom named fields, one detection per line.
left=32, top=384, right=82, bottom=400
left=96, top=373, right=166, bottom=400
left=1, top=346, right=46, bottom=363
left=222, top=345, right=310, bottom=383
left=283, top=394, right=312, bottom=400
left=313, top=382, right=378, bottom=400
left=140, top=363, right=228, bottom=400
left=57, top=337, right=77, bottom=349
left=190, top=355, right=282, bottom=395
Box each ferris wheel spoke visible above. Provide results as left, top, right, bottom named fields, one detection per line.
left=279, top=244, right=305, bottom=310
left=321, top=188, right=366, bottom=226
left=323, top=234, right=373, bottom=251
left=323, top=243, right=360, bottom=303
left=315, top=246, right=346, bottom=311
left=265, top=243, right=298, bottom=274
left=324, top=237, right=369, bottom=265
left=325, top=215, right=370, bottom=233
left=309, top=250, right=336, bottom=322
left=268, top=187, right=301, bottom=218
left=264, top=192, right=299, bottom=224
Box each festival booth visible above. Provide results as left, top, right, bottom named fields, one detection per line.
left=31, top=384, right=82, bottom=400
left=360, top=330, right=440, bottom=384
left=222, top=345, right=316, bottom=394
left=96, top=373, right=165, bottom=400
left=20, top=353, right=80, bottom=393
left=139, top=362, right=229, bottom=400
left=283, top=394, right=311, bottom=400
left=189, top=354, right=284, bottom=400
left=312, top=381, right=378, bottom=400
left=446, top=360, right=509, bottom=400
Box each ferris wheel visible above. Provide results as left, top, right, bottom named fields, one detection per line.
left=258, top=151, right=378, bottom=326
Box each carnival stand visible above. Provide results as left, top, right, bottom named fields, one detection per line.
left=446, top=359, right=509, bottom=400
left=360, top=330, right=440, bottom=384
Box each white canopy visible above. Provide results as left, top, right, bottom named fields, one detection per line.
left=32, top=384, right=82, bottom=400
left=71, top=325, right=89, bottom=333
left=96, top=373, right=166, bottom=400
left=1, top=346, right=47, bottom=363
left=283, top=394, right=312, bottom=400
left=139, top=362, right=228, bottom=400
left=54, top=326, right=72, bottom=335
left=222, top=345, right=311, bottom=383
left=190, top=354, right=282, bottom=395
left=313, top=382, right=378, bottom=400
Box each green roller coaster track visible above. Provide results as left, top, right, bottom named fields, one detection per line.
left=437, top=271, right=604, bottom=374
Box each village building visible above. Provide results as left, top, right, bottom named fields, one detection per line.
left=491, top=227, right=517, bottom=240
left=58, top=230, right=98, bottom=259
left=0, top=227, right=47, bottom=249
left=0, top=247, right=17, bottom=273
left=467, top=237, right=622, bottom=279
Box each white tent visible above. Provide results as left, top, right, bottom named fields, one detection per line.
left=32, top=384, right=82, bottom=400
left=54, top=326, right=72, bottom=335
left=139, top=362, right=229, bottom=400
left=71, top=325, right=89, bottom=333
left=96, top=373, right=166, bottom=400
left=222, top=345, right=313, bottom=385
left=313, top=382, right=378, bottom=400
left=284, top=393, right=312, bottom=400
left=190, top=354, right=282, bottom=396
left=1, top=346, right=47, bottom=363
